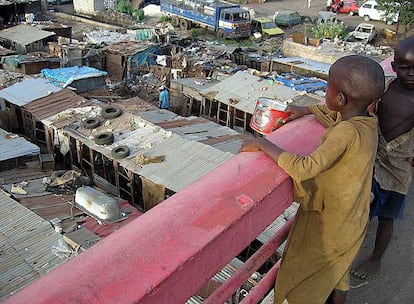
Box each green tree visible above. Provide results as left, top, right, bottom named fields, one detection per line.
left=377, top=0, right=414, bottom=37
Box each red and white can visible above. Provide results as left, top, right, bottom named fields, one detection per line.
left=249, top=97, right=291, bottom=135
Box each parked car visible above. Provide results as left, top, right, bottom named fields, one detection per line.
left=251, top=18, right=284, bottom=37
left=358, top=0, right=399, bottom=24
left=346, top=22, right=377, bottom=43
left=330, top=0, right=360, bottom=15
left=274, top=10, right=303, bottom=27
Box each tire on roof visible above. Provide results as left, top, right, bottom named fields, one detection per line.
left=94, top=132, right=114, bottom=145
left=82, top=117, right=101, bottom=129
left=111, top=145, right=130, bottom=159
left=101, top=105, right=122, bottom=119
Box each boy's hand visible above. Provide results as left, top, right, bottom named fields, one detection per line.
left=239, top=138, right=262, bottom=153
left=282, top=105, right=311, bottom=123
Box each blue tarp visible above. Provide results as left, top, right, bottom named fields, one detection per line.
left=128, top=46, right=159, bottom=73
left=41, top=66, right=108, bottom=88
left=268, top=73, right=327, bottom=93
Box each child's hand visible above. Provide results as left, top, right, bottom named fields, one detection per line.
left=282, top=105, right=311, bottom=123
left=239, top=138, right=262, bottom=153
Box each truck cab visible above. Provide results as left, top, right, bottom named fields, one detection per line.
left=217, top=6, right=251, bottom=39
left=160, top=0, right=251, bottom=39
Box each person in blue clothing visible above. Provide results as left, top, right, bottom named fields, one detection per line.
left=158, top=86, right=170, bottom=109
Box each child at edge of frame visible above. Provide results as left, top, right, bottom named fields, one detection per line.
left=238, top=55, right=385, bottom=304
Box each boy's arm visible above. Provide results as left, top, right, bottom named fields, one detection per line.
left=278, top=122, right=354, bottom=181
left=239, top=138, right=284, bottom=162
left=309, top=104, right=339, bottom=128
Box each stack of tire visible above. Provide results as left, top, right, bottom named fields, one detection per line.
left=81, top=105, right=130, bottom=159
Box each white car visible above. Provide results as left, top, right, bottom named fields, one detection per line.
left=346, top=23, right=377, bottom=43
left=358, top=0, right=399, bottom=24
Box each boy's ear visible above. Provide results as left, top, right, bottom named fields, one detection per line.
left=338, top=93, right=347, bottom=106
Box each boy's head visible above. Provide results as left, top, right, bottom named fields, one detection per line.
left=326, top=55, right=385, bottom=112
left=392, top=37, right=414, bottom=90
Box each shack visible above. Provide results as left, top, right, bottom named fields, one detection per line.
left=42, top=105, right=233, bottom=211
left=0, top=127, right=40, bottom=171
left=22, top=88, right=92, bottom=151
left=0, top=77, right=62, bottom=133
left=40, top=66, right=108, bottom=93
left=105, top=41, right=160, bottom=80
left=0, top=24, right=56, bottom=54
left=199, top=70, right=322, bottom=132
left=1, top=53, right=60, bottom=74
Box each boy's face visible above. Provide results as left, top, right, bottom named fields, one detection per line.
left=392, top=47, right=414, bottom=89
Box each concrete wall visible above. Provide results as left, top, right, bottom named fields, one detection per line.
left=282, top=38, right=351, bottom=64
left=73, top=0, right=105, bottom=15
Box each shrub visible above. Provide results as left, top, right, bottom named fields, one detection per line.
left=310, top=21, right=348, bottom=39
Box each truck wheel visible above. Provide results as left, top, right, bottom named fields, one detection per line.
left=180, top=19, right=188, bottom=30
left=349, top=11, right=354, bottom=16
left=172, top=16, right=179, bottom=27
left=364, top=15, right=370, bottom=22
left=216, top=29, right=225, bottom=39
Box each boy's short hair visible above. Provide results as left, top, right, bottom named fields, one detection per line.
left=330, top=55, right=385, bottom=107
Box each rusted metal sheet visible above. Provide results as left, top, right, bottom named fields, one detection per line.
left=0, top=163, right=51, bottom=185
left=23, top=89, right=92, bottom=121
left=105, top=52, right=124, bottom=80
left=81, top=201, right=142, bottom=238
left=116, top=96, right=158, bottom=114
left=18, top=194, right=83, bottom=221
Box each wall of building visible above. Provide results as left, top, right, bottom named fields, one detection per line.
left=282, top=38, right=346, bottom=64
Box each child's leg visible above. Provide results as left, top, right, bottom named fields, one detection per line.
left=351, top=217, right=393, bottom=279
left=373, top=217, right=394, bottom=261
left=326, top=289, right=347, bottom=304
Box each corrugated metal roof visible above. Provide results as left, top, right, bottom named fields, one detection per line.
left=256, top=202, right=299, bottom=245
left=0, top=128, right=40, bottom=162
left=171, top=77, right=218, bottom=92
left=186, top=258, right=255, bottom=304
left=44, top=106, right=234, bottom=193
left=104, top=40, right=157, bottom=56
left=199, top=70, right=315, bottom=114
left=0, top=162, right=51, bottom=185
left=0, top=24, right=55, bottom=46
left=0, top=192, right=71, bottom=301
left=272, top=57, right=331, bottom=77
left=0, top=77, right=61, bottom=107
left=23, top=88, right=93, bottom=121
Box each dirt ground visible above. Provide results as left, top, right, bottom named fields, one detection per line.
left=45, top=0, right=411, bottom=47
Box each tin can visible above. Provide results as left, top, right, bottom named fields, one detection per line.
left=249, top=97, right=291, bottom=135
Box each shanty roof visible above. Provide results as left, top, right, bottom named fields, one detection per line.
left=40, top=66, right=108, bottom=88
left=23, top=88, right=93, bottom=121
left=0, top=24, right=55, bottom=46
left=271, top=57, right=331, bottom=78
left=0, top=0, right=39, bottom=5
left=0, top=192, right=71, bottom=301
left=99, top=39, right=154, bottom=54
left=43, top=106, right=234, bottom=193
left=0, top=77, right=61, bottom=107
left=199, top=70, right=318, bottom=114
left=0, top=128, right=40, bottom=162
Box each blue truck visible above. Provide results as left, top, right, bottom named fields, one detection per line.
left=160, top=0, right=251, bottom=39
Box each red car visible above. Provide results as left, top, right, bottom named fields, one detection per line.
left=330, top=0, right=360, bottom=15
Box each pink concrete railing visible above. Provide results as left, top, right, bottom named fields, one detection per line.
left=5, top=115, right=325, bottom=304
